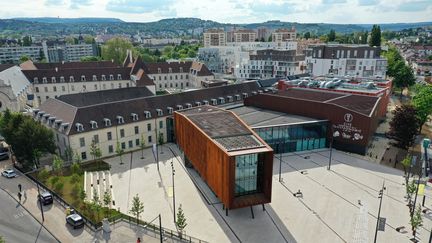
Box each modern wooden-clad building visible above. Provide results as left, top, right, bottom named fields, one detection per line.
left=174, top=106, right=274, bottom=209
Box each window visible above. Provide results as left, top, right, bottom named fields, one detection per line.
left=234, top=153, right=263, bottom=196
left=90, top=120, right=98, bottom=129
left=44, top=87, right=48, bottom=92
left=186, top=74, right=188, bottom=79
left=81, top=75, right=86, bottom=81
left=134, top=126, right=139, bottom=134
left=180, top=75, right=183, bottom=79
left=111, top=83, right=114, bottom=89
left=94, top=84, right=98, bottom=90
left=35, top=87, right=39, bottom=92
left=144, top=111, right=151, bottom=119
left=76, top=123, right=84, bottom=132
left=158, top=68, right=161, bottom=74
left=219, top=97, right=225, bottom=104
left=108, top=145, right=113, bottom=153
left=186, top=82, right=189, bottom=87
left=109, top=74, right=114, bottom=80
left=131, top=113, right=139, bottom=121
left=169, top=68, right=172, bottom=73
left=107, top=132, right=112, bottom=141
left=70, top=76, right=74, bottom=82
left=34, top=77, right=39, bottom=83
left=82, top=85, right=86, bottom=90
left=117, top=116, right=124, bottom=124
left=101, top=75, right=106, bottom=81
left=156, top=109, right=163, bottom=116
left=186, top=103, right=192, bottom=108
left=159, top=120, right=163, bottom=129
left=103, top=84, right=106, bottom=89
left=93, top=134, right=99, bottom=144
left=71, top=85, right=75, bottom=91
left=51, top=77, right=56, bottom=83
left=62, top=86, right=65, bottom=92
left=121, top=142, right=126, bottom=149
left=79, top=137, right=85, bottom=147
left=147, top=123, right=151, bottom=131
left=167, top=107, right=173, bottom=114
left=242, top=93, right=248, bottom=98
left=104, top=118, right=111, bottom=127
left=227, top=96, right=233, bottom=102
left=176, top=105, right=183, bottom=110
left=128, top=140, right=133, bottom=148
left=195, top=101, right=201, bottom=106
left=180, top=67, right=183, bottom=72
left=148, top=135, right=152, bottom=143
left=211, top=99, right=217, bottom=105
left=81, top=152, right=87, bottom=160
left=92, top=75, right=97, bottom=81
left=118, top=83, right=122, bottom=88
left=120, top=129, right=125, bottom=138
left=135, top=139, right=140, bottom=146
left=42, top=77, right=47, bottom=83
left=117, top=74, right=122, bottom=80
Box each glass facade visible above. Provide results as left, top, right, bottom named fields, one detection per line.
left=254, top=121, right=328, bottom=153
left=234, top=153, right=264, bottom=197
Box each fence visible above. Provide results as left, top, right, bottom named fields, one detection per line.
left=15, top=165, right=208, bottom=243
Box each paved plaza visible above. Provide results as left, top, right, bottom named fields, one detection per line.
left=105, top=143, right=432, bottom=243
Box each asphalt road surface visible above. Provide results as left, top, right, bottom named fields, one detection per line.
left=0, top=188, right=58, bottom=243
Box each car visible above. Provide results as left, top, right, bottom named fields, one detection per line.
left=0, top=152, right=9, bottom=161
left=1, top=169, right=16, bottom=178
left=66, top=213, right=85, bottom=229
left=38, top=191, right=53, bottom=205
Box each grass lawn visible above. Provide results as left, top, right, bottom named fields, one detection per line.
left=34, top=160, right=120, bottom=224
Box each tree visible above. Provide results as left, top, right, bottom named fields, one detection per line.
left=389, top=104, right=421, bottom=149
left=176, top=204, right=187, bottom=237
left=64, top=146, right=73, bottom=164
left=103, top=191, right=112, bottom=217
left=80, top=56, right=102, bottom=62
left=140, top=134, right=146, bottom=159
left=392, top=64, right=416, bottom=96
left=401, top=155, right=412, bottom=177
left=129, top=194, right=144, bottom=224
left=267, top=35, right=272, bottom=42
left=74, top=151, right=82, bottom=164
left=115, top=141, right=124, bottom=165
left=89, top=139, right=102, bottom=162
left=38, top=168, right=49, bottom=183
left=410, top=204, right=423, bottom=238
left=158, top=132, right=164, bottom=154
left=407, top=179, right=417, bottom=201
left=22, top=36, right=32, bottom=46
left=92, top=188, right=102, bottom=219
left=369, top=24, right=381, bottom=47
left=101, top=37, right=134, bottom=64
left=0, top=111, right=56, bottom=170
left=79, top=187, right=86, bottom=202
left=412, top=85, right=432, bottom=133
left=260, top=37, right=265, bottom=42
left=361, top=31, right=368, bottom=44
left=20, top=55, right=30, bottom=63
left=304, top=32, right=311, bottom=40
left=52, top=155, right=64, bottom=175
left=71, top=162, right=81, bottom=175
left=327, top=29, right=336, bottom=42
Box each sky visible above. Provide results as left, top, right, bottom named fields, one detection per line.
left=0, top=0, right=431, bottom=24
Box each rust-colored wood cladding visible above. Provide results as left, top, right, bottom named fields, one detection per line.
left=174, top=110, right=273, bottom=209
left=244, top=93, right=381, bottom=154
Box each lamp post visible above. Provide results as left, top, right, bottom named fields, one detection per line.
left=374, top=181, right=386, bottom=243
left=328, top=126, right=340, bottom=171
left=170, top=160, right=176, bottom=223
left=423, top=139, right=430, bottom=177
left=278, top=142, right=283, bottom=182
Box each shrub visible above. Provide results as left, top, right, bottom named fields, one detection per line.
left=38, top=168, right=49, bottom=182
left=50, top=176, right=60, bottom=187
left=70, top=174, right=80, bottom=184
left=71, top=162, right=81, bottom=175
left=54, top=181, right=64, bottom=194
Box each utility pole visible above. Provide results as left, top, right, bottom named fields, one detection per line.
left=374, top=181, right=385, bottom=243
left=278, top=143, right=282, bottom=182
left=170, top=160, right=176, bottom=223
left=159, top=214, right=163, bottom=243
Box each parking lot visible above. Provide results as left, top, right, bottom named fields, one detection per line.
left=105, top=143, right=432, bottom=243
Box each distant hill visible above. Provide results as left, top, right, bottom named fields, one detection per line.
left=0, top=17, right=431, bottom=37
left=12, top=17, right=124, bottom=24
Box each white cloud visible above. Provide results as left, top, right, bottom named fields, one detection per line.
left=0, top=0, right=430, bottom=24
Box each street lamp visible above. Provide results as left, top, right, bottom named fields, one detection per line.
left=170, top=160, right=176, bottom=223
left=423, top=138, right=430, bottom=177
left=277, top=142, right=283, bottom=182
left=328, top=126, right=340, bottom=171
left=374, top=181, right=386, bottom=243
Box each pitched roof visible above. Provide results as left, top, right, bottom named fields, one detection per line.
left=0, top=66, right=31, bottom=96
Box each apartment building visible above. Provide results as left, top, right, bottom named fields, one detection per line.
left=203, top=29, right=227, bottom=47
left=235, top=49, right=301, bottom=80
left=0, top=45, right=42, bottom=64
left=272, top=28, right=297, bottom=43
left=233, top=29, right=257, bottom=43
left=36, top=82, right=263, bottom=161
left=305, top=44, right=387, bottom=78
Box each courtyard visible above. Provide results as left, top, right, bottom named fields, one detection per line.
left=102, top=143, right=432, bottom=243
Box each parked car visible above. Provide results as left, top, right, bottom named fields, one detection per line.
left=38, top=191, right=53, bottom=205
left=66, top=213, right=84, bottom=229
left=1, top=169, right=16, bottom=178
left=0, top=152, right=9, bottom=161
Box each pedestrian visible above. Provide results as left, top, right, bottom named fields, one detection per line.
left=18, top=183, right=22, bottom=192
left=137, top=237, right=141, bottom=243
left=17, top=192, right=22, bottom=202
left=23, top=191, right=27, bottom=200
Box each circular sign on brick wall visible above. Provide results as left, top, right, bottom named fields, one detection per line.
left=344, top=113, right=353, bottom=123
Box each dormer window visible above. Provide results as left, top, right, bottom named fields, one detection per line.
left=144, top=111, right=151, bottom=119
left=167, top=107, right=173, bottom=114
left=75, top=123, right=84, bottom=132
left=203, top=100, right=209, bottom=105
left=169, top=68, right=172, bottom=73
left=180, top=67, right=183, bottom=72
left=158, top=68, right=161, bottom=74
left=61, top=123, right=69, bottom=132
left=117, top=74, right=122, bottom=80
left=49, top=117, right=56, bottom=126
left=51, top=77, right=56, bottom=83
left=252, top=91, right=258, bottom=95
left=156, top=109, right=163, bottom=116
left=218, top=97, right=225, bottom=104
left=70, top=76, right=74, bottom=82
left=185, top=103, right=192, bottom=109
left=60, top=76, right=65, bottom=82
left=258, top=90, right=263, bottom=94
left=103, top=118, right=111, bottom=127
left=81, top=75, right=86, bottom=81
left=116, top=116, right=124, bottom=124
left=211, top=98, right=217, bottom=105
left=227, top=96, right=233, bottom=102
left=92, top=75, right=97, bottom=81
left=109, top=74, right=114, bottom=80
left=42, top=77, right=47, bottom=83
left=34, top=77, right=39, bottom=83
left=101, top=75, right=106, bottom=81
left=235, top=94, right=241, bottom=101
left=176, top=105, right=183, bottom=110
left=242, top=93, right=248, bottom=98
left=195, top=101, right=201, bottom=106
left=90, top=120, right=98, bottom=129
left=55, top=119, right=62, bottom=128
left=131, top=113, right=139, bottom=121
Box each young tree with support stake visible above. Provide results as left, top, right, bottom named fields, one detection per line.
left=115, top=141, right=124, bottom=165
left=89, top=139, right=102, bottom=162
left=158, top=132, right=164, bottom=154
left=103, top=191, right=112, bottom=218
left=140, top=134, right=146, bottom=159
left=129, top=194, right=144, bottom=224
left=52, top=155, right=64, bottom=176
left=176, top=204, right=187, bottom=238
left=410, top=204, right=423, bottom=240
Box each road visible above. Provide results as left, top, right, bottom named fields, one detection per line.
left=0, top=188, right=58, bottom=243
